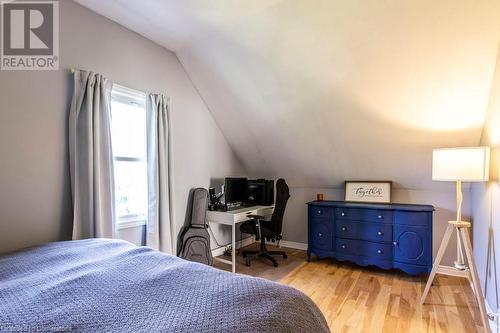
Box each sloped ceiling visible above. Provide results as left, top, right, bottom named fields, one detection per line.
left=76, top=0, right=500, bottom=189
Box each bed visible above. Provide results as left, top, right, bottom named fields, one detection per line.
left=0, top=239, right=329, bottom=332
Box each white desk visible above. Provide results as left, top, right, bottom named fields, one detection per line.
left=207, top=205, right=274, bottom=272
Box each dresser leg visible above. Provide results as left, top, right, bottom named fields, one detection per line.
left=307, top=252, right=311, bottom=262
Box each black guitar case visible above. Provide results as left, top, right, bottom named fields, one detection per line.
left=177, top=188, right=213, bottom=266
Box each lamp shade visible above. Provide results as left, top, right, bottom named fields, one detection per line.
left=432, top=147, right=490, bottom=182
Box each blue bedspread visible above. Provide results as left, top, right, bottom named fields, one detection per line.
left=0, top=239, right=329, bottom=332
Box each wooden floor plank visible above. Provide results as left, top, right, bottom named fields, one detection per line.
left=214, top=244, right=485, bottom=333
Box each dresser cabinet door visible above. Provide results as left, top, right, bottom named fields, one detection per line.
left=310, top=219, right=333, bottom=252
left=393, top=225, right=428, bottom=266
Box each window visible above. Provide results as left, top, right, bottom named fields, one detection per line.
left=110, top=85, right=148, bottom=229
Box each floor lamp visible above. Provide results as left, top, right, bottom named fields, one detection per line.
left=421, top=147, right=490, bottom=332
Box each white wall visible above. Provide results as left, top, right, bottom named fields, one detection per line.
left=472, top=45, right=500, bottom=312
left=284, top=186, right=470, bottom=265
left=174, top=0, right=500, bottom=191
left=73, top=0, right=500, bottom=189
left=0, top=0, right=244, bottom=254
left=170, top=0, right=497, bottom=265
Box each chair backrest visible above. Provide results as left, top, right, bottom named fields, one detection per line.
left=270, top=178, right=290, bottom=236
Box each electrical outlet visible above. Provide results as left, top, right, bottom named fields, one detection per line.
left=223, top=246, right=232, bottom=256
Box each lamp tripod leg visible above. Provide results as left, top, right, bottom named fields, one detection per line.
left=460, top=227, right=490, bottom=333
left=421, top=223, right=455, bottom=304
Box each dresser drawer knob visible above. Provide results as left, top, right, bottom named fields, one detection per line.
left=378, top=215, right=383, bottom=219
left=318, top=232, right=323, bottom=237
left=317, top=210, right=321, bottom=214
left=341, top=226, right=347, bottom=231
left=377, top=231, right=383, bottom=236
left=377, top=249, right=383, bottom=254
left=341, top=212, right=345, bottom=216
left=341, top=244, right=346, bottom=249
left=393, top=241, right=398, bottom=246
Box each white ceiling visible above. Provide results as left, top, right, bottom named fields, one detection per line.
left=76, top=0, right=500, bottom=189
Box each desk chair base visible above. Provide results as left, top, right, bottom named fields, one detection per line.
left=242, top=241, right=287, bottom=267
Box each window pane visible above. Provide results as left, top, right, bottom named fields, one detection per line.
left=114, top=160, right=147, bottom=219
left=111, top=100, right=146, bottom=159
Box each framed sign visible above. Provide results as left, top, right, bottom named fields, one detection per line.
left=344, top=181, right=392, bottom=203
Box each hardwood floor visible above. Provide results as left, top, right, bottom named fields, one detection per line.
left=215, top=243, right=485, bottom=333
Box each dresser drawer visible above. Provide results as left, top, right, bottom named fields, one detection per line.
left=336, top=222, right=392, bottom=243
left=335, top=208, right=392, bottom=223
left=394, top=211, right=429, bottom=226
left=336, top=238, right=393, bottom=261
left=309, top=205, right=334, bottom=219
left=310, top=219, right=333, bottom=252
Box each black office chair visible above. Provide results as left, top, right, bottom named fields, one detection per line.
left=240, top=178, right=290, bottom=267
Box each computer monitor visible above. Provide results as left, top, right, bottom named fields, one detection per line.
left=224, top=177, right=247, bottom=205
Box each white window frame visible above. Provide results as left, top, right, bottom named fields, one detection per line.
left=111, top=84, right=148, bottom=230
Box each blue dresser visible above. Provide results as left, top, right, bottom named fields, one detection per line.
left=307, top=201, right=434, bottom=275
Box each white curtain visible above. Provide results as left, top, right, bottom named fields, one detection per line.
left=69, top=70, right=115, bottom=240
left=146, top=94, right=173, bottom=253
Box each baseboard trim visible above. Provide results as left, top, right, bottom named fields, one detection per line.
left=279, top=240, right=308, bottom=251
left=263, top=239, right=308, bottom=251
left=467, top=281, right=497, bottom=332
left=485, top=297, right=498, bottom=332
left=211, top=238, right=308, bottom=257
left=469, top=281, right=499, bottom=332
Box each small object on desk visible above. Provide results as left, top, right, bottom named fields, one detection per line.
left=226, top=202, right=243, bottom=211
left=316, top=193, right=324, bottom=201
left=208, top=186, right=226, bottom=211
left=246, top=179, right=274, bottom=205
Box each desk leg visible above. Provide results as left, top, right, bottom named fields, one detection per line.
left=232, top=223, right=236, bottom=273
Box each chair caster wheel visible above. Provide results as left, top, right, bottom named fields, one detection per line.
left=245, top=258, right=251, bottom=267
left=273, top=262, right=278, bottom=267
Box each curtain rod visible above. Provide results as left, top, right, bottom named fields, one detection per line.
left=68, top=68, right=166, bottom=97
